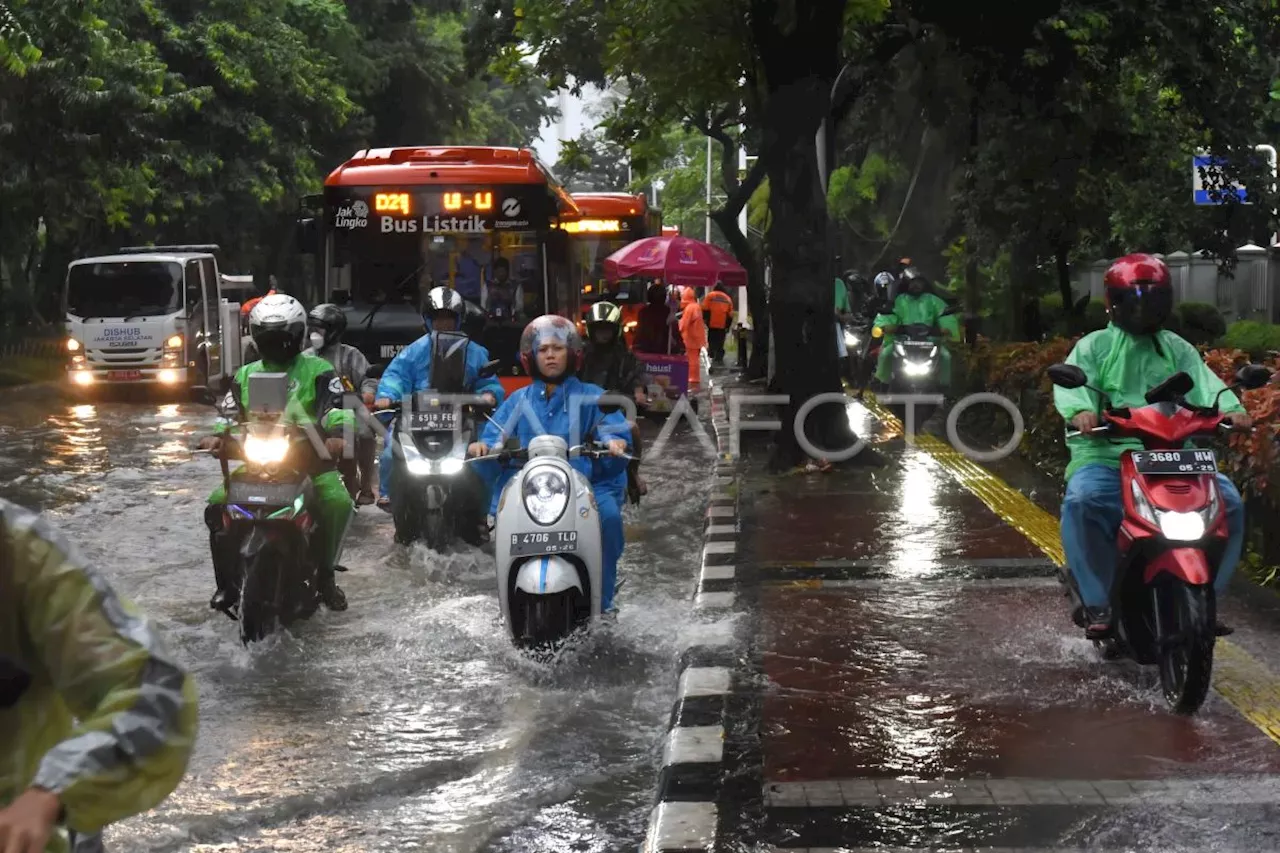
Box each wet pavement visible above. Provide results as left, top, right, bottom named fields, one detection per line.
left=0, top=383, right=725, bottom=852
left=723, top=390, right=1280, bottom=852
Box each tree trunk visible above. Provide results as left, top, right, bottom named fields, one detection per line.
left=763, top=78, right=852, bottom=469
left=711, top=206, right=768, bottom=379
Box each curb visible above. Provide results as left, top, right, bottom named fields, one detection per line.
left=644, top=380, right=745, bottom=852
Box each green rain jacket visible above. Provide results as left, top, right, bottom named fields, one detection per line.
left=1054, top=323, right=1244, bottom=481
left=873, top=291, right=958, bottom=335
left=213, top=353, right=355, bottom=440
left=0, top=500, right=198, bottom=853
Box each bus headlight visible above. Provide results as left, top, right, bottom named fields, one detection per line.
left=523, top=466, right=568, bottom=526
left=244, top=434, right=289, bottom=464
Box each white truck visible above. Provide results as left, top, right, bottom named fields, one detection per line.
left=63, top=245, right=245, bottom=394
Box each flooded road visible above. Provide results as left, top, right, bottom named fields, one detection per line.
left=0, top=386, right=721, bottom=852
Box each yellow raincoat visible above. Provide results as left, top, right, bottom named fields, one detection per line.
left=1, top=500, right=197, bottom=852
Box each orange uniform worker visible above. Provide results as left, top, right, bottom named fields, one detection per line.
left=701, top=283, right=735, bottom=365
left=679, top=287, right=707, bottom=391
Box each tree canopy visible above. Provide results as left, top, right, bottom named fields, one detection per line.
left=0, top=0, right=555, bottom=325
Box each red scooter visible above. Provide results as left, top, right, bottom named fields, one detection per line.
left=1047, top=362, right=1270, bottom=714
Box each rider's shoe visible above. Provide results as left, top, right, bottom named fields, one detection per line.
left=317, top=569, right=348, bottom=612
left=209, top=588, right=237, bottom=616
left=1083, top=606, right=1113, bottom=640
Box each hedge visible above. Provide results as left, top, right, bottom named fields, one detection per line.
left=957, top=336, right=1280, bottom=586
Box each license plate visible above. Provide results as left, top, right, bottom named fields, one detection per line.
left=106, top=370, right=142, bottom=381
left=381, top=344, right=406, bottom=358
left=227, top=480, right=304, bottom=506
left=509, top=530, right=578, bottom=556
left=410, top=410, right=457, bottom=430
left=1132, top=449, right=1218, bottom=475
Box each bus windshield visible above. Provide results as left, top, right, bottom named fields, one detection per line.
left=346, top=230, right=548, bottom=322
left=66, top=261, right=182, bottom=318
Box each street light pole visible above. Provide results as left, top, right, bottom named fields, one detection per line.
left=705, top=134, right=713, bottom=242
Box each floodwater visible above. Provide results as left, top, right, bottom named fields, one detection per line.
left=0, top=384, right=727, bottom=851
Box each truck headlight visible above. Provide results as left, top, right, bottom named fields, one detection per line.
left=244, top=434, right=289, bottom=464
left=67, top=338, right=81, bottom=352
left=165, top=334, right=183, bottom=350
left=523, top=465, right=568, bottom=526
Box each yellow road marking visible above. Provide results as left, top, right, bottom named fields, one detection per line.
left=862, top=396, right=1280, bottom=745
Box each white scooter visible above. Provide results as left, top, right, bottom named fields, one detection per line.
left=472, top=435, right=614, bottom=652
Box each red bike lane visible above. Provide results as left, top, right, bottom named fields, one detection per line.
left=720, top=398, right=1280, bottom=852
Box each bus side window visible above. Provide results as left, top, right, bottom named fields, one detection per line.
left=185, top=260, right=202, bottom=316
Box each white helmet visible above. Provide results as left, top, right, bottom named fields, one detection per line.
left=249, top=293, right=307, bottom=364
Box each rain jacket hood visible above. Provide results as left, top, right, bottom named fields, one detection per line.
left=1054, top=323, right=1244, bottom=480
left=1, top=500, right=197, bottom=852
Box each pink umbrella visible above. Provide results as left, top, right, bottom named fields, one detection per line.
left=603, top=235, right=747, bottom=288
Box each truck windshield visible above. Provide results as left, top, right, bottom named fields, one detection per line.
left=66, top=261, right=182, bottom=318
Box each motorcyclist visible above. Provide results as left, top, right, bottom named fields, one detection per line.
left=467, top=315, right=631, bottom=612
left=1, top=499, right=197, bottom=853
left=306, top=303, right=378, bottom=506
left=872, top=266, right=959, bottom=388
left=1054, top=253, right=1250, bottom=639
left=198, top=294, right=354, bottom=613
left=583, top=301, right=649, bottom=504
left=373, top=286, right=504, bottom=518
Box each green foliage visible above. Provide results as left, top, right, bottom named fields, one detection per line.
left=555, top=130, right=631, bottom=192
left=1038, top=293, right=1107, bottom=336
left=827, top=152, right=903, bottom=240
left=0, top=0, right=556, bottom=323
left=1172, top=302, right=1226, bottom=346
left=1220, top=320, right=1280, bottom=358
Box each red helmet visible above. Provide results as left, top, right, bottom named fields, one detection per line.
left=1103, top=253, right=1173, bottom=335
left=519, top=315, right=585, bottom=380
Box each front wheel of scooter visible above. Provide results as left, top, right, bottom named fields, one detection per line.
left=1155, top=583, right=1216, bottom=714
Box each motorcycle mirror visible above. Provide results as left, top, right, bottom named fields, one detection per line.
left=1144, top=371, right=1194, bottom=404
left=1046, top=363, right=1088, bottom=389
left=1235, top=363, right=1272, bottom=390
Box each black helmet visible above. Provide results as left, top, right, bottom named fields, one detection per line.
left=900, top=266, right=928, bottom=296
left=249, top=294, right=308, bottom=365
left=307, top=303, right=347, bottom=349
left=425, top=286, right=464, bottom=327
left=586, top=301, right=622, bottom=343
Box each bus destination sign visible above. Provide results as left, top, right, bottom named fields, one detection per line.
left=330, top=187, right=553, bottom=235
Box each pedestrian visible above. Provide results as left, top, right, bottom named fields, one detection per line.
left=679, top=286, right=707, bottom=392
left=701, top=283, right=735, bottom=365
left=1, top=499, right=198, bottom=853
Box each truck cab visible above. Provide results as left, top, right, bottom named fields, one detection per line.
left=63, top=245, right=243, bottom=393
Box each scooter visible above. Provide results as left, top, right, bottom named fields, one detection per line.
left=1046, top=361, right=1270, bottom=714
left=471, top=435, right=617, bottom=654
left=376, top=332, right=499, bottom=549
left=206, top=372, right=343, bottom=643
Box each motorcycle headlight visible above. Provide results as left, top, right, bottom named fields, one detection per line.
left=244, top=434, right=289, bottom=465
left=893, top=342, right=906, bottom=356
left=844, top=330, right=858, bottom=348
left=902, top=361, right=933, bottom=377
left=930, top=345, right=938, bottom=357
left=1129, top=478, right=1157, bottom=525
left=406, top=457, right=433, bottom=476
left=439, top=458, right=464, bottom=475
left=1158, top=510, right=1206, bottom=541
left=523, top=465, right=569, bottom=526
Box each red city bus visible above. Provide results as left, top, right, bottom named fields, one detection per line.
left=303, top=146, right=580, bottom=393
left=562, top=192, right=661, bottom=344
